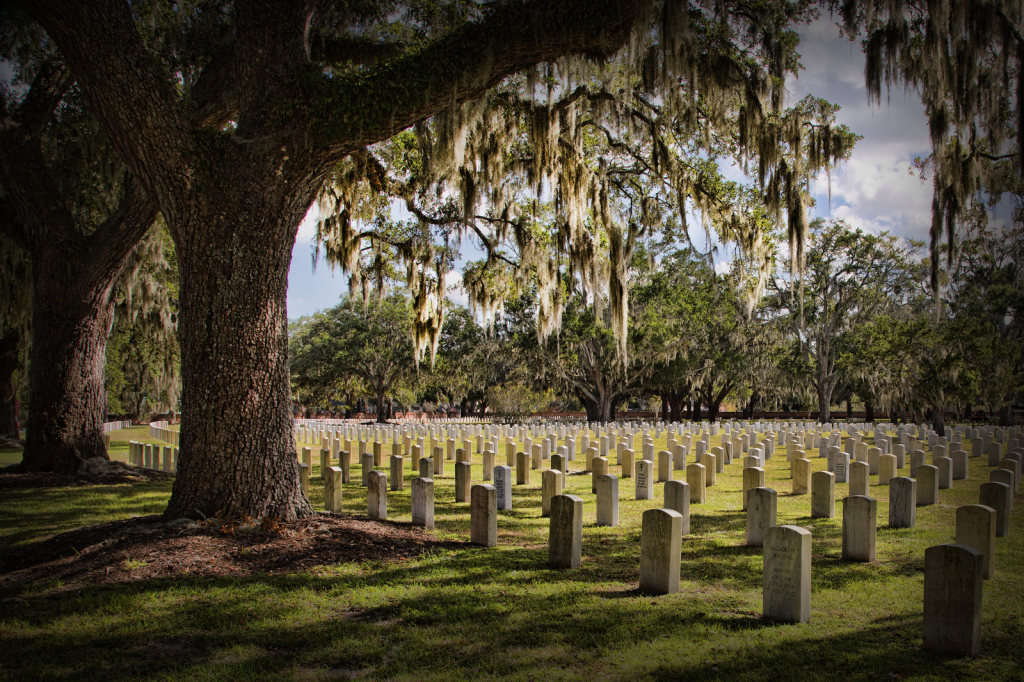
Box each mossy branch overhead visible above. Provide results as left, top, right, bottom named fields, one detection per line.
left=314, top=2, right=857, bottom=367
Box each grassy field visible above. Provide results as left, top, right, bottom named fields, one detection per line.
left=0, top=425, right=175, bottom=468
left=0, top=425, right=1022, bottom=681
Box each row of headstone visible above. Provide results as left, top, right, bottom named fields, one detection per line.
left=128, top=440, right=177, bottom=472
left=148, top=422, right=180, bottom=447
left=321, top=417, right=1019, bottom=655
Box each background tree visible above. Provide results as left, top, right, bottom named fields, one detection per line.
left=0, top=229, right=30, bottom=440
left=766, top=219, right=918, bottom=423
left=104, top=222, right=180, bottom=421
left=290, top=295, right=416, bottom=424
left=0, top=36, right=158, bottom=472
left=941, top=220, right=1023, bottom=425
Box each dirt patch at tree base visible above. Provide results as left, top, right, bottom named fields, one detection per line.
left=0, top=514, right=456, bottom=593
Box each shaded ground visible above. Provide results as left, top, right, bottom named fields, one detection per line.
left=0, top=513, right=455, bottom=593
left=0, top=467, right=174, bottom=490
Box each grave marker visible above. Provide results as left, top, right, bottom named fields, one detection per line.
left=592, top=456, right=609, bottom=493
left=548, top=494, right=583, bottom=568
left=742, top=467, right=765, bottom=512
left=792, top=458, right=811, bottom=495
left=889, top=477, right=916, bottom=528
left=390, top=455, right=404, bottom=491
left=763, top=525, right=812, bottom=624
left=842, top=495, right=877, bottom=562
left=879, top=453, right=897, bottom=485
left=955, top=505, right=996, bottom=579
left=657, top=450, right=673, bottom=482
left=923, top=544, right=983, bottom=656
left=470, top=484, right=497, bottom=547
left=849, top=461, right=869, bottom=497
left=978, top=482, right=1011, bottom=537
left=411, top=477, right=434, bottom=529
left=635, top=459, right=654, bottom=500
left=596, top=474, right=619, bottom=526
left=917, top=464, right=939, bottom=506
left=687, top=463, right=706, bottom=503
left=494, top=465, right=512, bottom=511
left=746, top=487, right=777, bottom=547
left=367, top=471, right=387, bottom=519
left=811, top=471, right=835, bottom=518
left=663, top=480, right=690, bottom=535
left=455, top=461, right=471, bottom=503
left=516, top=451, right=530, bottom=485
left=541, top=469, right=563, bottom=517
left=324, top=466, right=343, bottom=512
left=639, top=509, right=682, bottom=595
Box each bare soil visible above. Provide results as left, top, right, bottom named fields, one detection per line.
left=0, top=513, right=455, bottom=593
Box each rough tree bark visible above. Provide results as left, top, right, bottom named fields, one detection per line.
left=817, top=383, right=832, bottom=424
left=0, top=57, right=158, bottom=472
left=27, top=0, right=641, bottom=517
left=998, top=403, right=1013, bottom=427
left=0, top=330, right=20, bottom=439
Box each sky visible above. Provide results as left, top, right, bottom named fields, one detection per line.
left=284, top=16, right=947, bottom=320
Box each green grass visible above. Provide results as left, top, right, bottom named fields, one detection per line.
left=0, top=425, right=171, bottom=468
left=0, top=428, right=1022, bottom=681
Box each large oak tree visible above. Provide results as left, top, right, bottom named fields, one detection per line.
left=21, top=0, right=649, bottom=519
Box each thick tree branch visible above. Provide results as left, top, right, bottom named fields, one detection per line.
left=21, top=0, right=198, bottom=205
left=83, top=176, right=160, bottom=283
left=190, top=47, right=239, bottom=128
left=311, top=0, right=642, bottom=160
left=311, top=35, right=409, bottom=66
left=15, top=56, right=74, bottom=138
left=0, top=198, right=30, bottom=251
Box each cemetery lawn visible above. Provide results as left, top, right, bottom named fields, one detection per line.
left=1, top=427, right=1022, bottom=681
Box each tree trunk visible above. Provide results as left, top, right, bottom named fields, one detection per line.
left=998, top=403, right=1013, bottom=427
left=375, top=387, right=388, bottom=423
left=692, top=398, right=701, bottom=422
left=931, top=406, right=945, bottom=435
left=660, top=393, right=669, bottom=421
left=865, top=401, right=875, bottom=423
left=460, top=398, right=469, bottom=418
left=0, top=330, right=21, bottom=439
left=164, top=183, right=314, bottom=521
left=817, top=384, right=832, bottom=424
left=846, top=399, right=853, bottom=420
left=669, top=392, right=682, bottom=423
left=595, top=391, right=617, bottom=422
left=19, top=254, right=120, bottom=471
left=704, top=390, right=718, bottom=422
left=0, top=70, right=157, bottom=471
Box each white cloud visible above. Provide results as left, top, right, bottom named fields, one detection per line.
left=788, top=17, right=934, bottom=242
left=445, top=270, right=468, bottom=307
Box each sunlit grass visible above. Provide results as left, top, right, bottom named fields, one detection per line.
left=0, top=425, right=1021, bottom=681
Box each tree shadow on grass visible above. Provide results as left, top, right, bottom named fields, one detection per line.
left=4, top=566, right=1016, bottom=682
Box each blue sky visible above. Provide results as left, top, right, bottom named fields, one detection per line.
left=285, top=16, right=991, bottom=320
